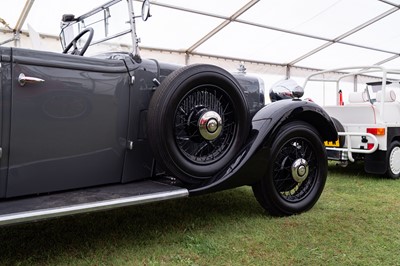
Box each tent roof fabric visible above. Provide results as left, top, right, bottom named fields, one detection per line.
left=2, top=0, right=400, bottom=71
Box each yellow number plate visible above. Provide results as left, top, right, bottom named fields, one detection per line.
left=324, top=140, right=340, bottom=147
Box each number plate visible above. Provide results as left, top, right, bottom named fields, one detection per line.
left=324, top=140, right=340, bottom=147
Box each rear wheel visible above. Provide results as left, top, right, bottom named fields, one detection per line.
left=147, top=64, right=250, bottom=183
left=252, top=121, right=327, bottom=216
left=387, top=141, right=400, bottom=179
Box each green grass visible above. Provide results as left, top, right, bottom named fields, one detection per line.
left=1, top=163, right=399, bottom=266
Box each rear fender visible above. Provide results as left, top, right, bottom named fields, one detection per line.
left=189, top=99, right=337, bottom=195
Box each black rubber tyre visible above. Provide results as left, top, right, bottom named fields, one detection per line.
left=147, top=64, right=250, bottom=183
left=252, top=121, right=327, bottom=216
left=331, top=117, right=345, bottom=147
left=386, top=141, right=400, bottom=179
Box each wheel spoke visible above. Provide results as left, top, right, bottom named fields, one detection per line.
left=178, top=107, right=187, bottom=115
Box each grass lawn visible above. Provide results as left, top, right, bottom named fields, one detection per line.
left=0, top=163, right=399, bottom=265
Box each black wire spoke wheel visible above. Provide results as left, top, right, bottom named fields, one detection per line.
left=174, top=85, right=236, bottom=164
left=252, top=121, right=327, bottom=216
left=147, top=64, right=250, bottom=184
left=272, top=137, right=317, bottom=202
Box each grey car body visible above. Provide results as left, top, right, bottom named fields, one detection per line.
left=0, top=48, right=263, bottom=197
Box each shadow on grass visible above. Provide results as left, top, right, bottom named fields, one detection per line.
left=0, top=187, right=265, bottom=264
left=327, top=161, right=387, bottom=180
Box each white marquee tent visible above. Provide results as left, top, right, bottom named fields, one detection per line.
left=1, top=0, right=400, bottom=103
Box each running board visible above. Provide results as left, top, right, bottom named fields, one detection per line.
left=0, top=180, right=188, bottom=226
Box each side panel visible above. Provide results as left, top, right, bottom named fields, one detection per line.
left=233, top=73, right=265, bottom=117
left=7, top=49, right=130, bottom=197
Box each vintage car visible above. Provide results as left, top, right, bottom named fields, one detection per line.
left=0, top=0, right=337, bottom=225
left=303, top=66, right=400, bottom=179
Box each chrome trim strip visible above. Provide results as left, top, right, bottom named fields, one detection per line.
left=0, top=189, right=188, bottom=226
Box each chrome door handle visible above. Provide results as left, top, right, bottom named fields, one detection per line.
left=18, top=73, right=45, bottom=86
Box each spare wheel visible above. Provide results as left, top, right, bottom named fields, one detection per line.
left=147, top=64, right=250, bottom=183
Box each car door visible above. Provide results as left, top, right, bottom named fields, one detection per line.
left=6, top=48, right=131, bottom=197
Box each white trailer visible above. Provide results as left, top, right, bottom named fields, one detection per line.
left=303, top=66, right=400, bottom=179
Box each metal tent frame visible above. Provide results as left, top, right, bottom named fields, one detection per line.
left=1, top=0, right=400, bottom=74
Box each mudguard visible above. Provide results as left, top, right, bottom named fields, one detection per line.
left=189, top=99, right=337, bottom=195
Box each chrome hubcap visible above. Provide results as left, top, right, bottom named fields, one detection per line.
left=291, top=158, right=309, bottom=183
left=198, top=111, right=222, bottom=140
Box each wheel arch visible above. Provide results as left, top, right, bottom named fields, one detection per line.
left=386, top=127, right=400, bottom=147
left=288, top=109, right=338, bottom=142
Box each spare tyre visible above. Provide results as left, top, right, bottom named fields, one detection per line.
left=147, top=64, right=250, bottom=183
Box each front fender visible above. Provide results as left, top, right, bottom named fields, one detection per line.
left=189, top=99, right=337, bottom=195
left=253, top=99, right=337, bottom=143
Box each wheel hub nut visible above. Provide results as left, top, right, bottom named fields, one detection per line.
left=291, top=158, right=309, bottom=183
left=198, top=111, right=222, bottom=140
left=207, top=118, right=218, bottom=133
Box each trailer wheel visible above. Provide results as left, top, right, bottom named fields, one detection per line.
left=252, top=121, right=327, bottom=216
left=387, top=141, right=400, bottom=179
left=147, top=64, right=250, bottom=184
